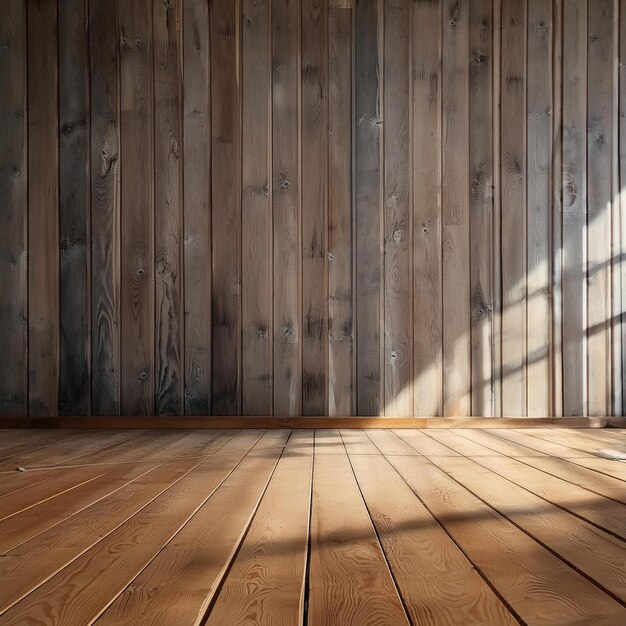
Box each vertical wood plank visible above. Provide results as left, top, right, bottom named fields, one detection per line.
left=500, top=0, right=526, bottom=416
left=620, top=0, right=626, bottom=416
left=272, top=0, right=302, bottom=416
left=119, top=0, right=154, bottom=416
left=59, top=0, right=90, bottom=416
left=183, top=0, right=211, bottom=415
left=328, top=0, right=353, bottom=415
left=442, top=0, right=471, bottom=416
left=242, top=0, right=272, bottom=416
left=153, top=0, right=183, bottom=415
left=90, top=0, right=121, bottom=415
left=0, top=0, right=27, bottom=416
left=210, top=0, right=242, bottom=415
left=492, top=0, right=502, bottom=416
left=28, top=0, right=59, bottom=416
left=301, top=0, right=328, bottom=415
left=384, top=0, right=412, bottom=416
left=551, top=0, right=563, bottom=417
left=469, top=0, right=493, bottom=416
left=611, top=0, right=621, bottom=416
left=355, top=0, right=382, bottom=416
left=526, top=0, right=552, bottom=416
left=587, top=0, right=614, bottom=417
left=562, top=0, right=586, bottom=416
left=413, top=0, right=442, bottom=417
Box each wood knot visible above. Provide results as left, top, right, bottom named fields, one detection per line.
left=11, top=167, right=20, bottom=177
left=328, top=253, right=335, bottom=261
left=262, top=185, right=269, bottom=196
left=279, top=179, right=290, bottom=191
left=283, top=325, right=294, bottom=337
left=138, top=371, right=148, bottom=381
left=61, top=122, right=74, bottom=136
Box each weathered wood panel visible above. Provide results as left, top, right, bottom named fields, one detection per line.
left=4, top=0, right=626, bottom=417
left=28, top=0, right=59, bottom=416
left=413, top=0, right=442, bottom=417
left=355, top=0, right=383, bottom=416
left=328, top=0, right=354, bottom=415
left=384, top=0, right=412, bottom=416
left=59, top=0, right=90, bottom=416
left=211, top=0, right=241, bottom=415
left=153, top=0, right=183, bottom=416
left=183, top=0, right=211, bottom=415
left=0, top=0, right=27, bottom=416
left=242, top=0, right=272, bottom=416
left=442, top=0, right=471, bottom=416
left=119, top=0, right=154, bottom=416
left=90, top=0, right=120, bottom=416
left=272, top=0, right=302, bottom=416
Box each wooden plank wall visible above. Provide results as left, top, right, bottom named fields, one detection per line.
left=0, top=0, right=625, bottom=418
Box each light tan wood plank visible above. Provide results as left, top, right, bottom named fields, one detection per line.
left=388, top=454, right=626, bottom=625
left=350, top=453, right=517, bottom=625
left=429, top=454, right=626, bottom=603
left=0, top=431, right=271, bottom=623
left=308, top=443, right=409, bottom=624
left=95, top=430, right=291, bottom=625
left=205, top=431, right=313, bottom=625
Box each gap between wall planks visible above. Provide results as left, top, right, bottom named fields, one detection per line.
left=1, top=0, right=626, bottom=418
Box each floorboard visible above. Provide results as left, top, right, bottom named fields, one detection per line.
left=0, top=428, right=624, bottom=625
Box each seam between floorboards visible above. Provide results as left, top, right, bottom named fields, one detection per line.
left=0, top=431, right=241, bottom=616
left=451, top=429, right=626, bottom=505
left=405, top=430, right=626, bottom=606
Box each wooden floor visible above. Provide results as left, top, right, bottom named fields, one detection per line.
left=0, top=428, right=625, bottom=625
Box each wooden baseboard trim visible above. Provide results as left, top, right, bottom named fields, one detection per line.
left=0, top=416, right=623, bottom=429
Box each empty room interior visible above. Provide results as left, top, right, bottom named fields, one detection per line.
left=1, top=0, right=626, bottom=624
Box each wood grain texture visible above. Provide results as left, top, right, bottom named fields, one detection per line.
left=5, top=0, right=626, bottom=418
left=301, top=0, right=328, bottom=416
left=562, top=0, right=587, bottom=417
left=355, top=0, right=383, bottom=416
left=328, top=2, right=354, bottom=415
left=58, top=0, right=90, bottom=416
left=0, top=428, right=625, bottom=623
left=90, top=0, right=121, bottom=416
left=28, top=0, right=59, bottom=416
left=182, top=0, right=211, bottom=415
left=349, top=452, right=517, bottom=625
left=308, top=442, right=410, bottom=625
left=384, top=0, right=412, bottom=416
left=211, top=0, right=241, bottom=415
left=153, top=0, right=183, bottom=415
left=469, top=0, right=493, bottom=416
left=413, top=0, right=442, bottom=417
left=442, top=0, right=471, bottom=416
left=272, top=0, right=302, bottom=416
left=119, top=0, right=154, bottom=416
left=526, top=0, right=553, bottom=417
left=242, top=0, right=272, bottom=416
left=500, top=0, right=527, bottom=416
left=205, top=431, right=313, bottom=625
left=587, top=0, right=615, bottom=417
left=388, top=453, right=626, bottom=625
left=0, top=0, right=27, bottom=416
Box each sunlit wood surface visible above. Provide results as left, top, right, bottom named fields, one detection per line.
left=0, top=428, right=625, bottom=625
